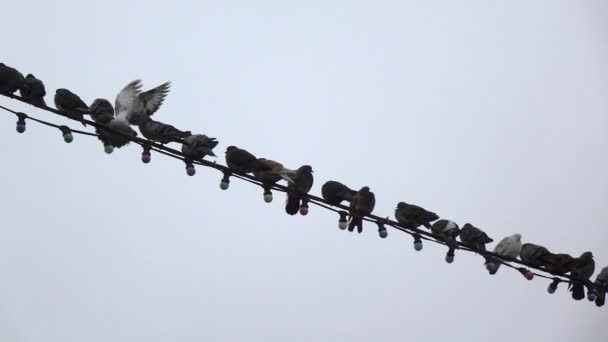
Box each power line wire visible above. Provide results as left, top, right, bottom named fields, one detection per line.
left=1, top=92, right=605, bottom=300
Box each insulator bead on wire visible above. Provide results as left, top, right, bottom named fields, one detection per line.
left=547, top=278, right=560, bottom=294
left=220, top=172, right=230, bottom=190
left=445, top=250, right=455, bottom=264
left=338, top=211, right=348, bottom=230
left=518, top=267, right=534, bottom=280
left=299, top=201, right=309, bottom=216
left=104, top=143, right=114, bottom=154
left=263, top=187, right=273, bottom=203
left=413, top=234, right=423, bottom=251
left=141, top=145, right=151, bottom=163
left=588, top=289, right=597, bottom=302
left=485, top=261, right=498, bottom=274
left=377, top=222, right=388, bottom=239
left=185, top=160, right=196, bottom=176
left=16, top=113, right=26, bottom=133
left=59, top=126, right=73, bottom=143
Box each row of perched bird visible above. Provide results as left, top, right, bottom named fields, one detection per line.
left=1, top=62, right=606, bottom=307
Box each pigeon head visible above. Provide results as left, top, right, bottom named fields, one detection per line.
left=226, top=146, right=238, bottom=153
left=396, top=202, right=407, bottom=209
left=581, top=251, right=594, bottom=259
left=298, top=165, right=313, bottom=173
left=26, top=74, right=35, bottom=79
left=513, top=233, right=522, bottom=241
left=360, top=186, right=370, bottom=192
left=55, top=88, right=69, bottom=95
left=90, top=98, right=113, bottom=112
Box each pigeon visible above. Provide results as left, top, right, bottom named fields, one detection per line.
left=114, top=79, right=171, bottom=125
left=225, top=146, right=257, bottom=174
left=251, top=158, right=295, bottom=185
left=54, top=88, right=89, bottom=126
left=519, top=243, right=551, bottom=268
left=90, top=98, right=115, bottom=124
left=459, top=223, right=493, bottom=252
left=568, top=251, right=595, bottom=301
left=348, top=186, right=376, bottom=233
left=486, top=234, right=522, bottom=274
left=593, top=266, right=608, bottom=307
left=138, top=116, right=191, bottom=144
left=19, top=74, right=46, bottom=106
left=394, top=202, right=439, bottom=229
left=0, top=63, right=25, bottom=94
left=430, top=219, right=460, bottom=252
left=90, top=98, right=136, bottom=148
left=181, top=134, right=218, bottom=160
left=543, top=253, right=575, bottom=274
left=493, top=234, right=522, bottom=258
left=285, top=165, right=314, bottom=215
left=321, top=181, right=356, bottom=206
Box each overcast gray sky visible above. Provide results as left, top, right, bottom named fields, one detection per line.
left=1, top=1, right=607, bottom=341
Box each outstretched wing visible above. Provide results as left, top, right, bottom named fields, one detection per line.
left=138, top=81, right=171, bottom=116
left=115, top=79, right=142, bottom=117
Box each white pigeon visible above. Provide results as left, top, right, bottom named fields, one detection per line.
left=493, top=233, right=522, bottom=258
left=114, top=79, right=171, bottom=125
left=111, top=80, right=141, bottom=133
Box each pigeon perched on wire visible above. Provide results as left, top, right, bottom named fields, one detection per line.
left=519, top=243, right=551, bottom=268
left=394, top=202, right=439, bottom=229
left=251, top=158, right=295, bottom=185
left=225, top=146, right=257, bottom=174
left=459, top=223, right=493, bottom=252
left=321, top=181, right=356, bottom=206
left=568, top=251, right=595, bottom=301
left=285, top=165, right=314, bottom=215
left=115, top=79, right=171, bottom=125
left=90, top=98, right=137, bottom=149
left=181, top=134, right=218, bottom=160
left=54, top=88, right=89, bottom=126
left=431, top=220, right=461, bottom=259
left=90, top=98, right=115, bottom=124
left=348, top=186, right=375, bottom=233
left=543, top=253, right=575, bottom=274
left=19, top=74, right=46, bottom=106
left=593, top=266, right=608, bottom=307
left=138, top=116, right=191, bottom=145
left=485, top=233, right=522, bottom=275
left=0, top=63, right=25, bottom=94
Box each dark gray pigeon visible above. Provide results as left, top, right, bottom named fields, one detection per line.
left=0, top=63, right=25, bottom=94
left=225, top=146, right=257, bottom=174
left=568, top=251, right=595, bottom=301
left=593, top=266, right=608, bottom=307
left=19, top=74, right=46, bottom=106
left=321, top=181, right=356, bottom=206
left=431, top=219, right=461, bottom=254
left=54, top=88, right=89, bottom=126
left=285, top=165, right=314, bottom=215
left=90, top=98, right=115, bottom=124
left=251, top=158, right=294, bottom=186
left=138, top=116, right=191, bottom=144
left=182, top=134, right=218, bottom=160
left=459, top=223, right=493, bottom=252
left=519, top=243, right=551, bottom=268
left=543, top=253, right=575, bottom=275
left=394, top=202, right=439, bottom=229
left=90, top=99, right=136, bottom=149
left=348, top=186, right=375, bottom=233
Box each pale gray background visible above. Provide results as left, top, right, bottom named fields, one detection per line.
left=1, top=1, right=607, bottom=341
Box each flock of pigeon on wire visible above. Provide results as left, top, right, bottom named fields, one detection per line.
left=1, top=62, right=607, bottom=308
